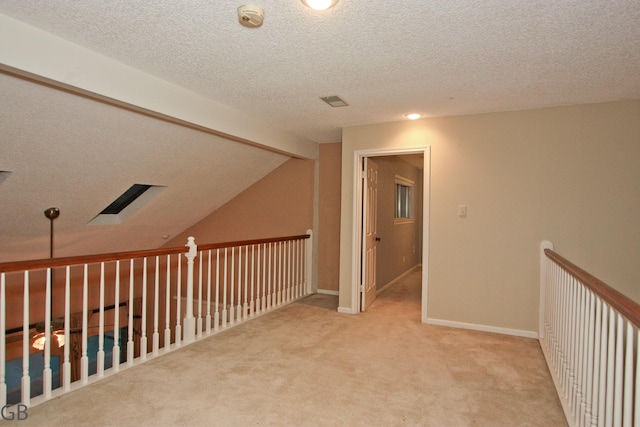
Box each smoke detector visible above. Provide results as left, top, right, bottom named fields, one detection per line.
left=238, top=5, right=264, bottom=27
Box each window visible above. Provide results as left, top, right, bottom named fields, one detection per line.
left=394, top=175, right=414, bottom=224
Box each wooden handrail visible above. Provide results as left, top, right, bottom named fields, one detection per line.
left=0, top=234, right=311, bottom=274
left=197, top=234, right=310, bottom=251
left=0, top=246, right=189, bottom=273
left=544, top=248, right=640, bottom=328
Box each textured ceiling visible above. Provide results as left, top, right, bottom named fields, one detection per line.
left=1, top=0, right=638, bottom=143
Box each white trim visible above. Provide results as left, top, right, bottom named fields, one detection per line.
left=337, top=306, right=356, bottom=314
left=317, top=289, right=339, bottom=296
left=377, top=265, right=421, bottom=295
left=426, top=318, right=538, bottom=339
left=351, top=147, right=431, bottom=322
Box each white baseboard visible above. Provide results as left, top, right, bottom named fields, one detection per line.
left=426, top=318, right=538, bottom=339
left=337, top=306, right=355, bottom=314
left=316, top=289, right=339, bottom=296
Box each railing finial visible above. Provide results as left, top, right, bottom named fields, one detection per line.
left=185, top=236, right=197, bottom=258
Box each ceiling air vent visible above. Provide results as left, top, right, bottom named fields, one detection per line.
left=89, top=183, right=165, bottom=225
left=320, top=95, right=348, bottom=107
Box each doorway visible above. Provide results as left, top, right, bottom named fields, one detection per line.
left=352, top=147, right=430, bottom=322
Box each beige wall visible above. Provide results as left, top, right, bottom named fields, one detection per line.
left=318, top=143, right=342, bottom=292
left=166, top=158, right=315, bottom=246
left=339, top=100, right=640, bottom=333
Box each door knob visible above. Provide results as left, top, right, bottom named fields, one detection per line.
left=375, top=237, right=381, bottom=241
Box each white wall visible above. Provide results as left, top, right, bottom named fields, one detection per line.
left=339, top=100, right=640, bottom=334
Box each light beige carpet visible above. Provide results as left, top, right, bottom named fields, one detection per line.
left=17, top=268, right=567, bottom=426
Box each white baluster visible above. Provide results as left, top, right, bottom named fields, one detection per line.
left=256, top=244, right=262, bottom=314
left=183, top=236, right=197, bottom=343
left=21, top=271, right=30, bottom=405
left=175, top=258, right=182, bottom=346
left=237, top=246, right=243, bottom=322
left=575, top=283, right=585, bottom=422
left=622, top=320, right=633, bottom=427
left=550, top=261, right=558, bottom=381
left=305, top=230, right=313, bottom=295
left=43, top=268, right=52, bottom=397
left=286, top=240, right=291, bottom=302
left=230, top=247, right=235, bottom=325
left=222, top=248, right=228, bottom=328
left=262, top=243, right=267, bottom=312
left=568, top=277, right=577, bottom=405
left=127, top=259, right=135, bottom=365
left=250, top=245, right=255, bottom=317
left=153, top=256, right=160, bottom=355
left=584, top=290, right=595, bottom=426
left=634, top=329, right=639, bottom=427
left=206, top=250, right=212, bottom=334
left=243, top=246, right=249, bottom=320
left=97, top=263, right=106, bottom=377
left=613, top=315, right=624, bottom=426
left=605, top=306, right=616, bottom=426
left=546, top=261, right=555, bottom=370
left=113, top=261, right=121, bottom=371
left=164, top=255, right=171, bottom=351
left=296, top=240, right=304, bottom=298
left=140, top=257, right=148, bottom=361
left=590, top=297, right=602, bottom=427
left=277, top=242, right=282, bottom=306
left=214, top=249, right=220, bottom=331
left=267, top=243, right=272, bottom=309
left=0, top=273, right=6, bottom=406
left=598, top=303, right=609, bottom=427
left=81, top=265, right=89, bottom=384
left=197, top=252, right=203, bottom=338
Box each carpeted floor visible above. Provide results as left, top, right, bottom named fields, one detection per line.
left=16, top=268, right=567, bottom=426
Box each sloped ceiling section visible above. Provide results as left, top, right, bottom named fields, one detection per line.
left=0, top=72, right=289, bottom=262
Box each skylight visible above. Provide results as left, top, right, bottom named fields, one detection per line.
left=89, top=183, right=165, bottom=225
left=100, top=184, right=152, bottom=215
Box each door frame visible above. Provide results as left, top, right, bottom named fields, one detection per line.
left=351, top=146, right=431, bottom=322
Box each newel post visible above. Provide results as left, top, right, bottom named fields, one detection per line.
left=184, top=236, right=198, bottom=343
left=305, top=229, right=313, bottom=295
left=539, top=240, right=553, bottom=340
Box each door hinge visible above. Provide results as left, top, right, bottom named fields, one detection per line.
left=359, top=284, right=365, bottom=292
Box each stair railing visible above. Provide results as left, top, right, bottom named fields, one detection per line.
left=0, top=231, right=312, bottom=408
left=539, top=241, right=639, bottom=427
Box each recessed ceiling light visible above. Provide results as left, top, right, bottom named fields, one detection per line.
left=406, top=113, right=421, bottom=120
left=301, top=0, right=338, bottom=11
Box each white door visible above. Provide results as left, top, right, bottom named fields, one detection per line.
left=361, top=158, right=378, bottom=311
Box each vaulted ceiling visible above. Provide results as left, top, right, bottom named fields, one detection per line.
left=1, top=1, right=639, bottom=261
